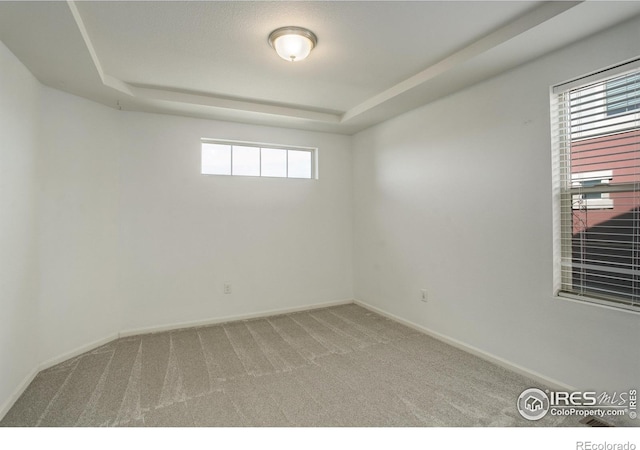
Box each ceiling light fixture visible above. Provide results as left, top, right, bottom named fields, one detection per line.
left=268, top=26, right=317, bottom=62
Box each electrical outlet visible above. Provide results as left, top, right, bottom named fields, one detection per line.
left=421, top=289, right=428, bottom=302
left=224, top=283, right=232, bottom=294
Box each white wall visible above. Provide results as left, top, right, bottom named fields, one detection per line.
left=117, top=112, right=353, bottom=331
left=0, top=42, right=41, bottom=412
left=1, top=42, right=353, bottom=415
left=113, top=113, right=352, bottom=330
left=37, top=87, right=121, bottom=364
left=352, top=17, right=640, bottom=391
left=34, top=92, right=353, bottom=353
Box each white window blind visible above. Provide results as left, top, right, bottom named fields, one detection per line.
left=553, top=62, right=640, bottom=312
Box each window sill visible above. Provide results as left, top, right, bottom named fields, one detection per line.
left=555, top=292, right=640, bottom=316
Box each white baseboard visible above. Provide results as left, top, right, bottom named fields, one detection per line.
left=38, top=333, right=120, bottom=372
left=0, top=368, right=39, bottom=422
left=119, top=299, right=354, bottom=337
left=354, top=299, right=575, bottom=392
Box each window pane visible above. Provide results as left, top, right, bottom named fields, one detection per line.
left=232, top=146, right=260, bottom=176
left=201, top=143, right=231, bottom=175
left=606, top=73, right=640, bottom=116
left=261, top=148, right=287, bottom=178
left=287, top=150, right=312, bottom=179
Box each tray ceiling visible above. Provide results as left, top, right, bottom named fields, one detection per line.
left=1, top=1, right=639, bottom=134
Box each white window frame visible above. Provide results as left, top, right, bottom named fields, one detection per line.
left=201, top=139, right=318, bottom=179
left=551, top=57, right=640, bottom=314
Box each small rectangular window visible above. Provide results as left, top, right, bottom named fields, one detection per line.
left=571, top=170, right=614, bottom=210
left=201, top=140, right=316, bottom=179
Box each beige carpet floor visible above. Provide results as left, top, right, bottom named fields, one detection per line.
left=0, top=304, right=580, bottom=427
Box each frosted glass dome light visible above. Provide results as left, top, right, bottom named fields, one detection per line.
left=268, top=27, right=317, bottom=62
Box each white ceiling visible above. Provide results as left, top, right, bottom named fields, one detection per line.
left=1, top=1, right=640, bottom=134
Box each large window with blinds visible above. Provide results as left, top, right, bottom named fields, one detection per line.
left=552, top=61, right=640, bottom=312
